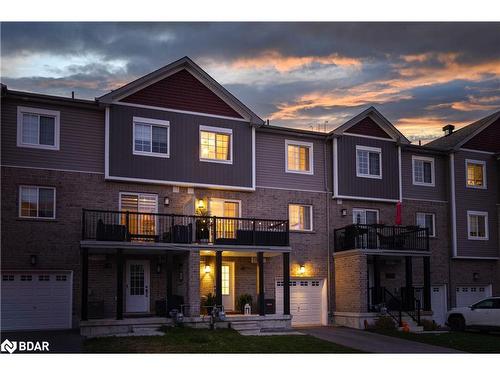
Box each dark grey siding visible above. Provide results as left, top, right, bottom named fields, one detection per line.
left=1, top=98, right=104, bottom=172
left=401, top=150, right=448, bottom=201
left=337, top=135, right=399, bottom=200
left=454, top=150, right=499, bottom=258
left=255, top=131, right=328, bottom=192
left=108, top=105, right=253, bottom=188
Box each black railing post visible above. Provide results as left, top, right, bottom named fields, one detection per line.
left=285, top=220, right=290, bottom=246
left=213, top=216, right=217, bottom=244
left=170, top=215, right=174, bottom=243
left=283, top=252, right=290, bottom=315
left=125, top=211, right=130, bottom=241
left=252, top=219, right=256, bottom=246
left=166, top=253, right=173, bottom=315
left=257, top=251, right=265, bottom=316
left=215, top=251, right=223, bottom=307
left=116, top=249, right=124, bottom=320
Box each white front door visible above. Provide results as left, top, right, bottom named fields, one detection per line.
left=221, top=262, right=235, bottom=311
left=126, top=260, right=150, bottom=313
left=416, top=285, right=448, bottom=326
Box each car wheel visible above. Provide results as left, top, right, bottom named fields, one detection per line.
left=448, top=314, right=466, bottom=331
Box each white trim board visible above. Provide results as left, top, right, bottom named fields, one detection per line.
left=333, top=194, right=399, bottom=203
left=1, top=164, right=104, bottom=175
left=343, top=132, right=396, bottom=142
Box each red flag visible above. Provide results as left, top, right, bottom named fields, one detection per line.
left=395, top=201, right=402, bottom=225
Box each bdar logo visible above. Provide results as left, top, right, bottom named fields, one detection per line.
left=1, top=339, right=17, bottom=354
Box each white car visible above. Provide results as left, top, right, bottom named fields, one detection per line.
left=446, top=297, right=500, bottom=332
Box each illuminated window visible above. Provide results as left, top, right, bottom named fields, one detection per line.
left=356, top=145, right=381, bottom=178
left=467, top=211, right=488, bottom=240
left=133, top=117, right=170, bottom=157
left=19, top=186, right=56, bottom=219
left=120, top=193, right=158, bottom=238
left=199, top=125, right=232, bottom=163
left=288, top=204, right=313, bottom=231
left=466, top=160, right=486, bottom=188
left=221, top=265, right=230, bottom=295
left=286, top=140, right=313, bottom=174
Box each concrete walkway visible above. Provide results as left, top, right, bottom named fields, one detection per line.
left=300, top=326, right=462, bottom=353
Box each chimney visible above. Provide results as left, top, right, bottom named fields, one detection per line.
left=442, top=124, right=455, bottom=136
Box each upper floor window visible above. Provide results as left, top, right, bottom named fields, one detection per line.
left=356, top=145, right=382, bottom=179
left=416, top=212, right=436, bottom=237
left=467, top=211, right=488, bottom=240
left=288, top=204, right=313, bottom=231
left=19, top=185, right=56, bottom=219
left=199, top=125, right=232, bottom=164
left=17, top=106, right=60, bottom=150
left=285, top=140, right=313, bottom=174
left=133, top=117, right=170, bottom=158
left=466, top=159, right=486, bottom=189
left=412, top=156, right=435, bottom=186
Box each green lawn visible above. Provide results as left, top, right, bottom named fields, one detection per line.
left=84, top=327, right=360, bottom=353
left=372, top=330, right=500, bottom=353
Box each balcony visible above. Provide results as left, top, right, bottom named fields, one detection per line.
left=334, top=224, right=429, bottom=252
left=82, top=209, right=289, bottom=247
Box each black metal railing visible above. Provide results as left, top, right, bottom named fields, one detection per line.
left=334, top=224, right=429, bottom=252
left=82, top=209, right=289, bottom=247
left=368, top=286, right=421, bottom=326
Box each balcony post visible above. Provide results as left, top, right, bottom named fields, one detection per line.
left=423, top=256, right=431, bottom=311
left=373, top=255, right=380, bottom=305
left=252, top=219, right=256, bottom=246
left=257, top=251, right=265, bottom=316
left=116, top=249, right=124, bottom=320
left=215, top=251, right=223, bottom=307
left=166, top=253, right=174, bottom=315
left=125, top=211, right=130, bottom=241
left=81, top=247, right=88, bottom=321
left=283, top=252, right=290, bottom=315
left=405, top=256, right=413, bottom=310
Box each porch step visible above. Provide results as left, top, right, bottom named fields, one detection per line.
left=230, top=321, right=261, bottom=336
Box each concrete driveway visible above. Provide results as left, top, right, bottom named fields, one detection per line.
left=1, top=330, right=83, bottom=353
left=300, top=326, right=462, bottom=353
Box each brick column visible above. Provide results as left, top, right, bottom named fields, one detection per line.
left=334, top=251, right=368, bottom=313
left=186, top=250, right=200, bottom=317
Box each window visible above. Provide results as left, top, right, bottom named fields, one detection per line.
left=221, top=265, right=230, bottom=295
left=199, top=125, right=232, bottom=164
left=119, top=193, right=158, bottom=237
left=352, top=209, right=379, bottom=225
left=19, top=186, right=56, bottom=219
left=133, top=117, right=170, bottom=157
left=285, top=140, right=313, bottom=174
left=412, top=156, right=435, bottom=186
left=356, top=146, right=382, bottom=179
left=466, top=159, right=486, bottom=188
left=467, top=211, right=488, bottom=240
left=416, top=212, right=436, bottom=237
left=17, top=106, right=60, bottom=150
left=209, top=198, right=241, bottom=239
left=288, top=204, right=313, bottom=231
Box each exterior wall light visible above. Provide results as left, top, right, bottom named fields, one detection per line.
left=197, top=199, right=206, bottom=210
left=341, top=208, right=347, bottom=217
left=299, top=265, right=306, bottom=275
left=164, top=197, right=170, bottom=206
left=204, top=264, right=211, bottom=274
left=473, top=272, right=479, bottom=281
left=30, top=254, right=37, bottom=266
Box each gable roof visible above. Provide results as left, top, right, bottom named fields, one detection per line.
left=330, top=106, right=411, bottom=144
left=426, top=110, right=500, bottom=151
left=98, top=56, right=264, bottom=125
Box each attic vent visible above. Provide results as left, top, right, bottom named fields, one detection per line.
left=442, top=124, right=455, bottom=136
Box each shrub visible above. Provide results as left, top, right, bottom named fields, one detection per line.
left=374, top=316, right=397, bottom=330
left=421, top=319, right=440, bottom=331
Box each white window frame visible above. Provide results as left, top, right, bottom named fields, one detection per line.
left=18, top=185, right=56, bottom=219
left=17, top=106, right=60, bottom=150
left=356, top=145, right=382, bottom=179
left=199, top=125, right=233, bottom=165
left=352, top=208, right=379, bottom=224
left=132, top=117, right=170, bottom=158
left=288, top=204, right=313, bottom=232
left=416, top=212, right=436, bottom=237
left=412, top=155, right=435, bottom=187
left=285, top=140, right=314, bottom=175
left=465, top=159, right=487, bottom=189
left=467, top=211, right=489, bottom=240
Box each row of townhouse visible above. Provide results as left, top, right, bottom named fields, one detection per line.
left=1, top=57, right=499, bottom=334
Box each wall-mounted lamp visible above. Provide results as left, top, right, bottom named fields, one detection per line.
left=164, top=197, right=170, bottom=206
left=473, top=272, right=479, bottom=281
left=156, top=262, right=162, bottom=274
left=340, top=208, right=348, bottom=217
left=299, top=265, right=306, bottom=275
left=30, top=255, right=37, bottom=266
left=197, top=199, right=206, bottom=210
left=204, top=264, right=211, bottom=274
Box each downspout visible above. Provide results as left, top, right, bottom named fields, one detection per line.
left=449, top=151, right=457, bottom=308
left=324, top=138, right=332, bottom=318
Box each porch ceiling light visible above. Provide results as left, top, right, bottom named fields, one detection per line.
left=204, top=264, right=211, bottom=274
left=299, top=265, right=306, bottom=275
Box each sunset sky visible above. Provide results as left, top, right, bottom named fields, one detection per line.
left=2, top=22, right=500, bottom=142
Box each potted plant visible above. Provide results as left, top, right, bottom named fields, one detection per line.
left=202, top=293, right=216, bottom=315
left=236, top=294, right=253, bottom=314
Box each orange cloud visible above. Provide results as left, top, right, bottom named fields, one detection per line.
left=229, top=51, right=362, bottom=72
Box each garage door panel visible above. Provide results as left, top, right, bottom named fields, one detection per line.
left=456, top=285, right=491, bottom=307
left=276, top=279, right=324, bottom=326
left=1, top=271, right=72, bottom=331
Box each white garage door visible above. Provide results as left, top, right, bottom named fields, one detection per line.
left=1, top=271, right=73, bottom=331
left=456, top=285, right=492, bottom=308
left=415, top=285, right=448, bottom=326
left=276, top=279, right=324, bottom=326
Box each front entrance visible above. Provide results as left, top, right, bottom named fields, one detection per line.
left=222, top=262, right=235, bottom=311
left=125, top=260, right=150, bottom=313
